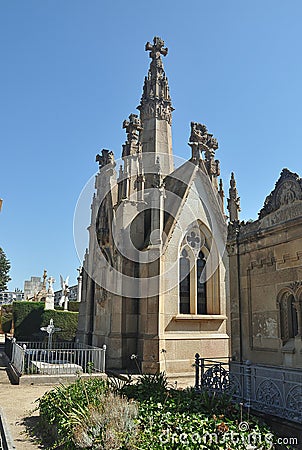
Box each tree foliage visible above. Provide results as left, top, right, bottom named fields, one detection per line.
left=0, top=247, right=11, bottom=292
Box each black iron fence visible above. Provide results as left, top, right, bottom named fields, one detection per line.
left=194, top=354, right=302, bottom=424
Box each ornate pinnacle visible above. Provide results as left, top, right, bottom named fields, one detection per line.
left=189, top=122, right=219, bottom=153
left=218, top=179, right=225, bottom=213
left=123, top=114, right=142, bottom=144
left=227, top=172, right=240, bottom=222
left=138, top=37, right=173, bottom=125
left=230, top=171, right=236, bottom=189
left=189, top=122, right=220, bottom=179
left=96, top=149, right=115, bottom=168
left=122, top=114, right=142, bottom=157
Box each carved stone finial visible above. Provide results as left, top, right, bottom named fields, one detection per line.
left=96, top=149, right=115, bottom=169
left=189, top=122, right=219, bottom=179
left=189, top=122, right=218, bottom=152
left=227, top=172, right=240, bottom=222
left=145, top=36, right=168, bottom=61
left=218, top=179, right=225, bottom=213
left=189, top=122, right=208, bottom=145
left=123, top=114, right=142, bottom=141
left=122, top=114, right=143, bottom=157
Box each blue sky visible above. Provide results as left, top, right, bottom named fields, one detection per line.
left=1, top=0, right=302, bottom=290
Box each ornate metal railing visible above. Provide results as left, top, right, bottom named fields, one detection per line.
left=194, top=354, right=302, bottom=424
left=194, top=355, right=231, bottom=392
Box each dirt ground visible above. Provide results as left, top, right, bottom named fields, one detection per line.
left=0, top=339, right=57, bottom=449
left=0, top=382, right=54, bottom=449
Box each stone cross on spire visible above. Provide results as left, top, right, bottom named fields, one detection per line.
left=138, top=36, right=174, bottom=176
left=145, top=36, right=168, bottom=62
left=139, top=36, right=172, bottom=124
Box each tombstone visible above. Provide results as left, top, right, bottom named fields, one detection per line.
left=44, top=276, right=55, bottom=310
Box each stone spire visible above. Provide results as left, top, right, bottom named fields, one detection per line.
left=137, top=36, right=174, bottom=178
left=138, top=37, right=173, bottom=124
left=227, top=172, right=240, bottom=222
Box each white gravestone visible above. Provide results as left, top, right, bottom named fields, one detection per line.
left=44, top=276, right=55, bottom=310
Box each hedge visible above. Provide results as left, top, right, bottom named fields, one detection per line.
left=0, top=304, right=13, bottom=333
left=42, top=309, right=79, bottom=341
left=13, top=301, right=45, bottom=340
left=13, top=301, right=78, bottom=341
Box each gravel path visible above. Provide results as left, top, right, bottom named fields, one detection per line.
left=0, top=346, right=55, bottom=449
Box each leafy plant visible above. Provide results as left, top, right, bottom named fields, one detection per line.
left=70, top=392, right=138, bottom=449
left=37, top=377, right=138, bottom=449
left=107, top=373, right=133, bottom=394
left=122, top=372, right=169, bottom=403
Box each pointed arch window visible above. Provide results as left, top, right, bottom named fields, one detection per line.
left=179, top=246, right=209, bottom=315
left=179, top=249, right=191, bottom=314
left=178, top=225, right=222, bottom=317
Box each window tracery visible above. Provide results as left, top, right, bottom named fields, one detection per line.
left=179, top=223, right=219, bottom=316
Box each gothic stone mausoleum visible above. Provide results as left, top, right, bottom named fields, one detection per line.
left=77, top=37, right=302, bottom=378
left=77, top=37, right=229, bottom=377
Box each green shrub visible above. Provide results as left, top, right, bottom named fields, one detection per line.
left=36, top=374, right=283, bottom=450
left=13, top=301, right=78, bottom=341
left=121, top=372, right=169, bottom=403
left=38, top=377, right=138, bottom=449
left=13, top=301, right=44, bottom=340
left=0, top=304, right=13, bottom=333
left=113, top=373, right=278, bottom=449
left=42, top=309, right=78, bottom=341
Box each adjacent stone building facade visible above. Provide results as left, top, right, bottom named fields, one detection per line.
left=228, top=168, right=302, bottom=369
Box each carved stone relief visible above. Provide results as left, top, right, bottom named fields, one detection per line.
left=259, top=169, right=302, bottom=219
